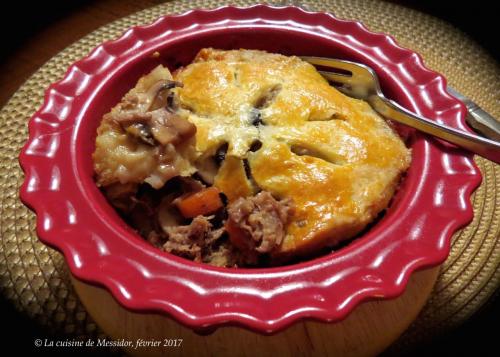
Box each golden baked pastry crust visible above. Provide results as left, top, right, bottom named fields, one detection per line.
left=175, top=49, right=411, bottom=256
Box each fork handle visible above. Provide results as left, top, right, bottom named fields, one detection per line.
left=369, top=95, right=500, bottom=164
left=465, top=104, right=500, bottom=142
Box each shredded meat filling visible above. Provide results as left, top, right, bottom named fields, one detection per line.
left=163, top=216, right=225, bottom=262
left=227, top=191, right=295, bottom=253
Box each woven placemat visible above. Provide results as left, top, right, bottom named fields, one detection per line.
left=1, top=0, right=498, bottom=353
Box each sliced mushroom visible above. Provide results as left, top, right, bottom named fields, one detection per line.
left=147, top=80, right=184, bottom=111
left=150, top=110, right=196, bottom=146
left=112, top=111, right=151, bottom=126
left=125, top=122, right=155, bottom=145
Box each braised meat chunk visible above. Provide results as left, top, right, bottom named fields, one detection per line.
left=163, top=215, right=224, bottom=262
left=227, top=192, right=295, bottom=253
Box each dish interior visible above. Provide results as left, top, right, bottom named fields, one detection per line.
left=76, top=27, right=417, bottom=267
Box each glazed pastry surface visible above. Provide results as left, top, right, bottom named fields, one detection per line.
left=174, top=49, right=411, bottom=255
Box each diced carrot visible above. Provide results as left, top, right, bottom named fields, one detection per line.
left=174, top=186, right=223, bottom=218
left=225, top=219, right=250, bottom=251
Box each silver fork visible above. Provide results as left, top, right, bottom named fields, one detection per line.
left=301, top=56, right=500, bottom=164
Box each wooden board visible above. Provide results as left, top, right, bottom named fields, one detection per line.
left=72, top=267, right=439, bottom=357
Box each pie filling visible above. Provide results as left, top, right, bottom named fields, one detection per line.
left=93, top=49, right=411, bottom=267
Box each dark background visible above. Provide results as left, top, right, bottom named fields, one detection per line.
left=0, top=1, right=498, bottom=64
left=0, top=1, right=498, bottom=356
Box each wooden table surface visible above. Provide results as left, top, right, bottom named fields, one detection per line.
left=1, top=0, right=496, bottom=109
left=0, top=0, right=162, bottom=108
left=1, top=1, right=494, bottom=356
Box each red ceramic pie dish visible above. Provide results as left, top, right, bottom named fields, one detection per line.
left=19, top=5, right=481, bottom=333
